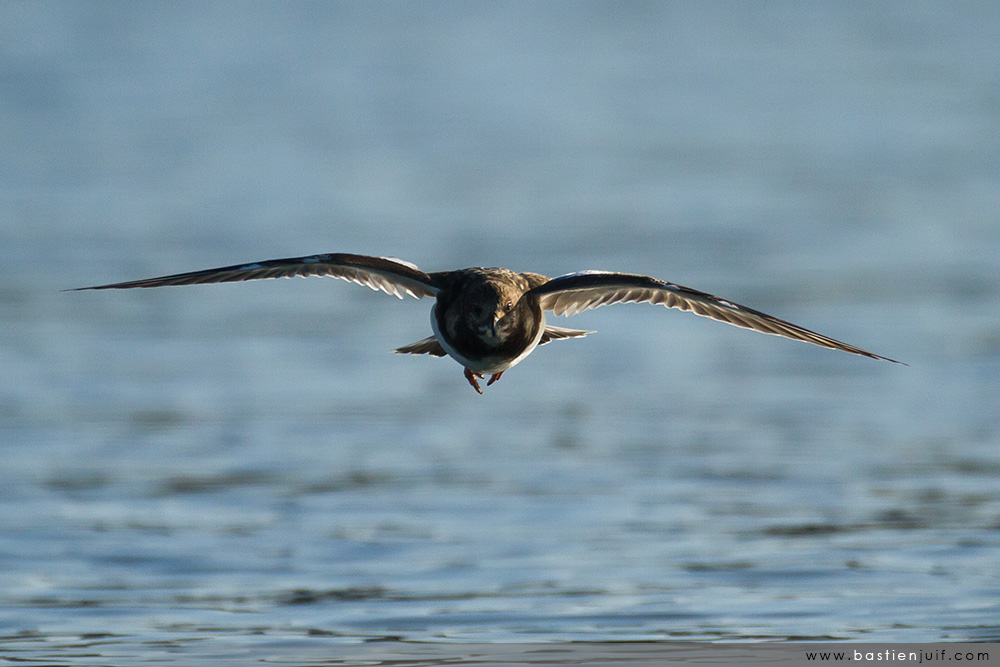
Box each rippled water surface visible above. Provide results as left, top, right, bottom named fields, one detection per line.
left=3, top=2, right=1000, bottom=663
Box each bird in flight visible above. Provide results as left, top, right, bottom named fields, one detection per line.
left=72, top=253, right=902, bottom=393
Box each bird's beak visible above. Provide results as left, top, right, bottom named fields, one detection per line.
left=491, top=310, right=505, bottom=336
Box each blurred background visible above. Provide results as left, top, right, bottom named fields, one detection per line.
left=1, top=1, right=998, bottom=659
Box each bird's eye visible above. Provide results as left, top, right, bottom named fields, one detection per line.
left=505, top=300, right=513, bottom=310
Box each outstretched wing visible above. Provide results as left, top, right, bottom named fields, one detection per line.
left=530, top=271, right=902, bottom=363
left=70, top=253, right=440, bottom=299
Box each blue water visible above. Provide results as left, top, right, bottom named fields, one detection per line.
left=2, top=2, right=999, bottom=662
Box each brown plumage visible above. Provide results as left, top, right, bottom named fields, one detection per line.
left=71, top=252, right=903, bottom=393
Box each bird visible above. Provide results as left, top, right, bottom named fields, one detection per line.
left=71, top=252, right=902, bottom=393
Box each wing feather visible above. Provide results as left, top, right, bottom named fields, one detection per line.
left=538, top=325, right=594, bottom=346
left=393, top=336, right=448, bottom=357
left=70, top=253, right=439, bottom=299
left=531, top=271, right=902, bottom=363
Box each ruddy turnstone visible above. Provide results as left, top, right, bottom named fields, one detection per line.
left=72, top=253, right=902, bottom=393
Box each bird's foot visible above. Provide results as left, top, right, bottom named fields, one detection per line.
left=464, top=368, right=484, bottom=394
left=486, top=371, right=504, bottom=386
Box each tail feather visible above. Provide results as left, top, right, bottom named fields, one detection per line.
left=394, top=325, right=593, bottom=358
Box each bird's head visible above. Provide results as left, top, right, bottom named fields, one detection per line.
left=465, top=281, right=522, bottom=342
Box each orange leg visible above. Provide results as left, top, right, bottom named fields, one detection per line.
left=486, top=371, right=504, bottom=386
left=464, top=368, right=484, bottom=394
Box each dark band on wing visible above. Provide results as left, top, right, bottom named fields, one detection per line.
left=71, top=253, right=440, bottom=299
left=530, top=271, right=902, bottom=364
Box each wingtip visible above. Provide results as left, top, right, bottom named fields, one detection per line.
left=856, top=349, right=906, bottom=366
left=63, top=283, right=132, bottom=291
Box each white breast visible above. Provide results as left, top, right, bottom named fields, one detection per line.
left=430, top=305, right=546, bottom=374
